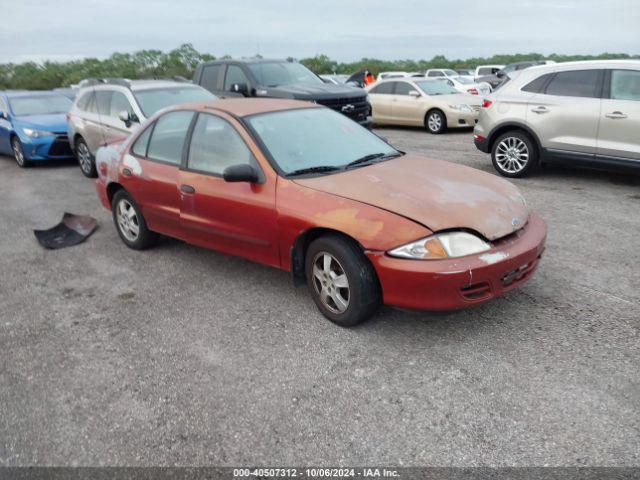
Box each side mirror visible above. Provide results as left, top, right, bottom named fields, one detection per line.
left=0, top=111, right=6, bottom=119
left=409, top=90, right=420, bottom=98
left=223, top=164, right=259, bottom=183
left=230, top=83, right=249, bottom=96
left=118, top=110, right=139, bottom=128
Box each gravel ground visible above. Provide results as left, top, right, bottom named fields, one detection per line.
left=0, top=127, right=639, bottom=467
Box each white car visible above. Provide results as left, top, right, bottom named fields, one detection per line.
left=376, top=71, right=410, bottom=81
left=436, top=76, right=492, bottom=96
left=474, top=65, right=504, bottom=80
left=425, top=68, right=459, bottom=79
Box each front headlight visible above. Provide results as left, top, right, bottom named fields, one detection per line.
left=22, top=128, right=55, bottom=138
left=388, top=232, right=490, bottom=260
left=448, top=104, right=473, bottom=113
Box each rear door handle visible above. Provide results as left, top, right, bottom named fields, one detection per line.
left=605, top=111, right=627, bottom=119
left=531, top=106, right=549, bottom=114
left=180, top=184, right=195, bottom=194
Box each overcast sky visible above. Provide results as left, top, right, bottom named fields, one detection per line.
left=1, top=0, right=638, bottom=63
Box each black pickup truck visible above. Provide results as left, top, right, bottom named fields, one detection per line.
left=193, top=58, right=371, bottom=126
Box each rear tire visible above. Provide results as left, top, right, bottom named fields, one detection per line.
left=425, top=109, right=446, bottom=134
left=305, top=234, right=381, bottom=327
left=491, top=130, right=539, bottom=178
left=111, top=190, right=158, bottom=250
left=75, top=137, right=97, bottom=178
left=11, top=137, right=30, bottom=168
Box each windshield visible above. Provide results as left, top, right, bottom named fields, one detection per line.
left=248, top=62, right=323, bottom=87
left=247, top=108, right=398, bottom=175
left=415, top=80, right=459, bottom=95
left=9, top=94, right=72, bottom=116
left=133, top=86, right=216, bottom=117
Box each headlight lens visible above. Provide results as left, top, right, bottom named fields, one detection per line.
left=448, top=104, right=473, bottom=113
left=22, top=128, right=55, bottom=138
left=388, top=232, right=491, bottom=260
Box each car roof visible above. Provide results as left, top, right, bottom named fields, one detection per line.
left=200, top=58, right=292, bottom=66
left=88, top=80, right=200, bottom=92
left=178, top=98, right=320, bottom=118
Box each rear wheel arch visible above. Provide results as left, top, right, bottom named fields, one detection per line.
left=488, top=123, right=542, bottom=157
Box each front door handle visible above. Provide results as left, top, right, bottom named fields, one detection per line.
left=122, top=167, right=132, bottom=177
left=531, top=106, right=549, bottom=114
left=180, top=184, right=195, bottom=194
left=605, top=111, right=627, bottom=119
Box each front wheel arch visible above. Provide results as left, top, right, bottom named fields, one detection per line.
left=425, top=108, right=447, bottom=133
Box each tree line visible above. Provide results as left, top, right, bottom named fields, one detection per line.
left=0, top=43, right=637, bottom=90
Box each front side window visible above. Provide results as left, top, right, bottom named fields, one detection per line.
left=427, top=71, right=443, bottom=77
left=187, top=114, right=254, bottom=175
left=110, top=91, right=134, bottom=118
left=133, top=87, right=215, bottom=117
left=95, top=91, right=113, bottom=116
left=369, top=82, right=395, bottom=94
left=8, top=94, right=71, bottom=116
left=414, top=80, right=459, bottom=96
left=610, top=69, right=640, bottom=101
left=146, top=110, right=194, bottom=164
left=248, top=62, right=323, bottom=87
left=394, top=82, right=419, bottom=96
left=224, top=65, right=250, bottom=91
left=544, top=70, right=601, bottom=98
left=247, top=108, right=397, bottom=175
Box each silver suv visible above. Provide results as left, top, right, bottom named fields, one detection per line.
left=67, top=78, right=215, bottom=177
left=474, top=60, right=640, bottom=177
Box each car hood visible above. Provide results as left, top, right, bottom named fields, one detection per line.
left=293, top=154, right=529, bottom=241
left=13, top=114, right=68, bottom=133
left=261, top=83, right=366, bottom=101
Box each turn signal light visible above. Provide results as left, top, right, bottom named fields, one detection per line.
left=467, top=88, right=478, bottom=95
left=482, top=99, right=493, bottom=108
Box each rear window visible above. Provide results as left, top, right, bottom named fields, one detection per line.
left=544, top=70, right=601, bottom=98
left=200, top=65, right=221, bottom=92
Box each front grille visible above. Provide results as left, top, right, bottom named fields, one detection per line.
left=48, top=134, right=73, bottom=157
left=316, top=96, right=369, bottom=120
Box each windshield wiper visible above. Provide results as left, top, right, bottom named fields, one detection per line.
left=345, top=151, right=403, bottom=169
left=285, top=165, right=342, bottom=177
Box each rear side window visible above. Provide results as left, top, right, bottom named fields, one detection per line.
left=95, top=91, right=113, bottom=115
left=521, top=73, right=553, bottom=93
left=370, top=82, right=394, bottom=94
left=131, top=125, right=153, bottom=157
left=146, top=111, right=194, bottom=164
left=544, top=70, right=601, bottom=98
left=200, top=65, right=221, bottom=92
left=76, top=91, right=93, bottom=111
left=610, top=70, right=640, bottom=102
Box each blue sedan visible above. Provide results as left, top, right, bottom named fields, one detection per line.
left=0, top=91, right=74, bottom=167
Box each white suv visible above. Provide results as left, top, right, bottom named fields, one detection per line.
left=67, top=78, right=215, bottom=177
left=474, top=60, right=640, bottom=177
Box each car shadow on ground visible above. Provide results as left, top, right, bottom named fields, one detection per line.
left=373, top=124, right=475, bottom=136
left=1, top=156, right=78, bottom=170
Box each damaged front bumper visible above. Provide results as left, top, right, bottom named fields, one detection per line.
left=367, top=213, right=547, bottom=310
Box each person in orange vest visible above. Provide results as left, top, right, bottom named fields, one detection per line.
left=364, top=70, right=375, bottom=86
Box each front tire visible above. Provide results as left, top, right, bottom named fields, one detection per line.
left=11, top=137, right=30, bottom=168
left=111, top=190, right=158, bottom=250
left=305, top=234, right=381, bottom=327
left=425, top=109, right=446, bottom=134
left=75, top=137, right=97, bottom=178
left=491, top=130, right=539, bottom=178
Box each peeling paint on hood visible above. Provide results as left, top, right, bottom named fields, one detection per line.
left=294, top=154, right=529, bottom=241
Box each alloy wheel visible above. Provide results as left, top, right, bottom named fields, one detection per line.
left=12, top=139, right=25, bottom=167
left=116, top=199, right=140, bottom=242
left=312, top=252, right=350, bottom=314
left=495, top=137, right=529, bottom=174
left=77, top=142, right=92, bottom=175
left=428, top=112, right=442, bottom=132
